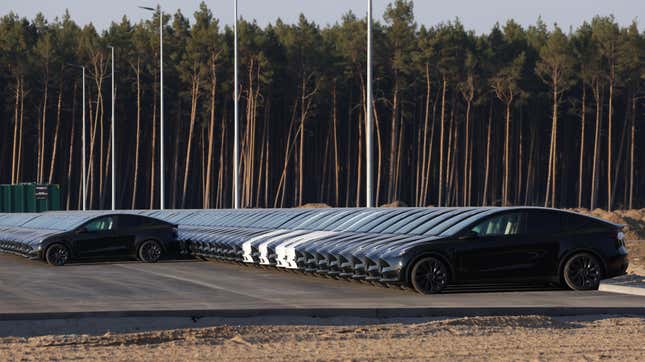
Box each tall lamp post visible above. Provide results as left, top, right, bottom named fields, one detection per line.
left=233, top=0, right=240, bottom=209
left=366, top=0, right=374, bottom=208
left=139, top=5, right=165, bottom=210
left=108, top=45, right=116, bottom=210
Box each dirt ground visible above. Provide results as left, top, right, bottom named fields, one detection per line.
left=626, top=240, right=644, bottom=275
left=1, top=315, right=644, bottom=361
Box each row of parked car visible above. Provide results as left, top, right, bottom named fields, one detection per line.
left=0, top=207, right=630, bottom=294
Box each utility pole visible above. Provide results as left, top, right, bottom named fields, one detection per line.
left=108, top=45, right=116, bottom=210
left=233, top=0, right=240, bottom=209
left=159, top=8, right=165, bottom=210
left=366, top=0, right=374, bottom=208
left=82, top=66, right=87, bottom=211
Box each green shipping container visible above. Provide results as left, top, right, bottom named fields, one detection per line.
left=48, top=184, right=61, bottom=211
left=0, top=183, right=62, bottom=213
left=24, top=183, right=36, bottom=212
left=0, top=185, right=9, bottom=212
left=13, top=184, right=25, bottom=213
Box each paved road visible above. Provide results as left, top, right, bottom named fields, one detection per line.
left=1, top=254, right=644, bottom=319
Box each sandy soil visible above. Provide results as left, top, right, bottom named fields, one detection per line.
left=626, top=240, right=645, bottom=275
left=1, top=315, right=644, bottom=361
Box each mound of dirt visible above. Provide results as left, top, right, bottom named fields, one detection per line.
left=297, top=203, right=331, bottom=208
left=381, top=200, right=408, bottom=208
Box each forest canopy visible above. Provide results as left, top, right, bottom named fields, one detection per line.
left=0, top=1, right=642, bottom=210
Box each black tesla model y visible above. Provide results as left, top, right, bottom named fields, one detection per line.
left=39, top=214, right=179, bottom=266
left=378, top=208, right=629, bottom=294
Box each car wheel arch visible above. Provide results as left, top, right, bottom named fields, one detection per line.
left=135, top=237, right=166, bottom=253
left=404, top=251, right=454, bottom=285
left=42, top=239, right=72, bottom=260
left=558, top=248, right=607, bottom=281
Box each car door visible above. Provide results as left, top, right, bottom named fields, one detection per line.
left=115, top=215, right=142, bottom=254
left=73, top=216, right=131, bottom=258
left=455, top=211, right=553, bottom=282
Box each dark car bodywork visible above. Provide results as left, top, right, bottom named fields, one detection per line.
left=0, top=213, right=179, bottom=263
left=0, top=207, right=628, bottom=290
left=176, top=207, right=628, bottom=288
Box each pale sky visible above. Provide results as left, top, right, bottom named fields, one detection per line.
left=1, top=0, right=641, bottom=33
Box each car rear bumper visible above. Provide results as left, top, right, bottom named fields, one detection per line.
left=605, top=251, right=629, bottom=279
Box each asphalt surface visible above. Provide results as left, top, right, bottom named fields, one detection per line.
left=1, top=254, right=644, bottom=320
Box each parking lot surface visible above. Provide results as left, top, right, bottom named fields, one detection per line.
left=1, top=254, right=644, bottom=318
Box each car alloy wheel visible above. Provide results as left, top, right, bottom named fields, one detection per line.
left=139, top=240, right=163, bottom=263
left=563, top=253, right=602, bottom=290
left=46, top=244, right=70, bottom=266
left=410, top=256, right=448, bottom=294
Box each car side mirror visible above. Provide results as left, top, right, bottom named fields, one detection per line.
left=76, top=227, right=89, bottom=234
left=459, top=230, right=480, bottom=240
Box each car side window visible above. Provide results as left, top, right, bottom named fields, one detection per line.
left=470, top=212, right=525, bottom=237
left=525, top=211, right=565, bottom=234
left=119, top=215, right=143, bottom=228
left=83, top=216, right=114, bottom=232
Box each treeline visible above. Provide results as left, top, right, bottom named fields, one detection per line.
left=0, top=1, right=643, bottom=210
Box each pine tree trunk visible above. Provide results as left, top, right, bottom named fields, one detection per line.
left=182, top=75, right=200, bottom=208
left=332, top=85, right=340, bottom=206
left=372, top=95, right=383, bottom=206
left=577, top=86, right=586, bottom=208
left=48, top=81, right=63, bottom=183
left=204, top=62, right=217, bottom=209
left=463, top=99, right=471, bottom=206
left=388, top=79, right=399, bottom=203
left=131, top=61, right=141, bottom=210
left=419, top=64, right=431, bottom=206
left=629, top=95, right=636, bottom=209
left=17, top=79, right=24, bottom=182
left=38, top=78, right=49, bottom=183
left=607, top=75, right=614, bottom=211
left=590, top=81, right=601, bottom=210
left=11, top=76, right=20, bottom=184
left=503, top=98, right=512, bottom=206
left=438, top=77, right=447, bottom=206
left=483, top=102, right=492, bottom=205
left=66, top=82, right=77, bottom=210
left=545, top=80, right=558, bottom=207
left=149, top=79, right=157, bottom=209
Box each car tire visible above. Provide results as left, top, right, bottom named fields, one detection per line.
left=410, top=256, right=449, bottom=294
left=563, top=252, right=603, bottom=291
left=45, top=243, right=70, bottom=266
left=138, top=240, right=163, bottom=263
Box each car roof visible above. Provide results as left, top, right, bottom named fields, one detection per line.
left=0, top=207, right=618, bottom=235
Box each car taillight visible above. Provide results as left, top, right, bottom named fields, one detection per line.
left=615, top=231, right=625, bottom=248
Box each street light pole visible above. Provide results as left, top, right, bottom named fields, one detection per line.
left=159, top=8, right=165, bottom=210
left=108, top=45, right=116, bottom=210
left=366, top=0, right=374, bottom=208
left=233, top=0, right=240, bottom=209
left=82, top=66, right=87, bottom=211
